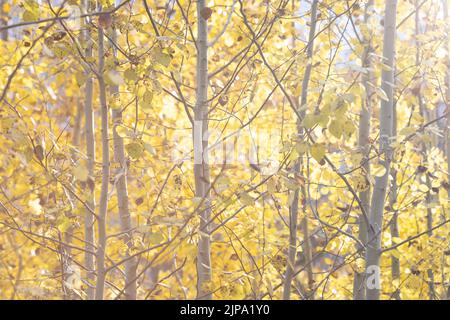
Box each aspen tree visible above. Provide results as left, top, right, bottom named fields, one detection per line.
left=109, top=1, right=137, bottom=300
left=195, top=0, right=212, bottom=300
left=389, top=96, right=400, bottom=300
left=442, top=0, right=450, bottom=300
left=414, top=0, right=436, bottom=299
left=95, top=11, right=110, bottom=300
left=63, top=101, right=82, bottom=300
left=82, top=0, right=96, bottom=300
left=283, top=0, right=318, bottom=300
left=365, top=0, right=398, bottom=300
left=353, top=0, right=374, bottom=300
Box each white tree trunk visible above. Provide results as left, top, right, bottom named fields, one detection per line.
left=365, top=0, right=398, bottom=300
left=109, top=26, right=137, bottom=300
left=389, top=101, right=400, bottom=300
left=442, top=0, right=450, bottom=300
left=414, top=0, right=435, bottom=299
left=353, top=0, right=374, bottom=300
left=283, top=0, right=318, bottom=300
left=195, top=0, right=212, bottom=300
left=63, top=100, right=83, bottom=299
left=95, top=24, right=110, bottom=300
left=82, top=0, right=96, bottom=300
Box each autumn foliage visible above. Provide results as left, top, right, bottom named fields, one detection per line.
left=0, top=0, right=449, bottom=300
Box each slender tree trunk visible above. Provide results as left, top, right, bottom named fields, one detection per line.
left=441, top=0, right=450, bottom=300
left=444, top=0, right=450, bottom=203
left=389, top=101, right=400, bottom=300
left=414, top=1, right=435, bottom=299
left=82, top=0, right=96, bottom=300
left=63, top=100, right=83, bottom=299
left=95, top=22, right=110, bottom=300
left=424, top=173, right=436, bottom=299
left=109, top=25, right=137, bottom=300
left=283, top=0, right=318, bottom=300
left=365, top=0, right=398, bottom=300
left=300, top=186, right=314, bottom=297
left=195, top=0, right=212, bottom=300
left=353, top=0, right=374, bottom=300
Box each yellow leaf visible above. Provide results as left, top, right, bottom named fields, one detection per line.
left=295, top=142, right=308, bottom=154
left=147, top=232, right=164, bottom=245
left=29, top=198, right=42, bottom=216
left=124, top=68, right=138, bottom=82
left=418, top=184, right=429, bottom=193
left=73, top=164, right=89, bottom=182
left=56, top=216, right=72, bottom=233
left=153, top=48, right=172, bottom=67
left=310, top=144, right=326, bottom=163
left=375, top=86, right=389, bottom=102
left=109, top=93, right=122, bottom=109
left=391, top=236, right=402, bottom=244
left=2, top=3, right=11, bottom=13
left=126, top=140, right=145, bottom=159
left=328, top=120, right=343, bottom=138
left=284, top=178, right=299, bottom=191
left=23, top=10, right=38, bottom=22
left=115, top=125, right=130, bottom=138
left=353, top=173, right=369, bottom=192
left=317, top=114, right=329, bottom=127
left=144, top=142, right=156, bottom=155
left=372, top=163, right=387, bottom=177
left=140, top=90, right=153, bottom=110
left=399, top=126, right=416, bottom=136
left=75, top=71, right=86, bottom=87
left=239, top=192, right=255, bottom=206
left=302, top=114, right=318, bottom=130
left=343, top=119, right=356, bottom=136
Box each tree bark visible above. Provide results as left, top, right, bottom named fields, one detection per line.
left=95, top=23, right=110, bottom=300
left=109, top=23, right=137, bottom=300
left=195, top=0, right=212, bottom=300
left=63, top=100, right=83, bottom=300
left=441, top=0, right=450, bottom=300
left=414, top=1, right=435, bottom=299
left=82, top=0, right=96, bottom=300
left=283, top=0, right=318, bottom=300
left=353, top=0, right=374, bottom=300
left=389, top=100, right=400, bottom=300
left=365, top=0, right=398, bottom=300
